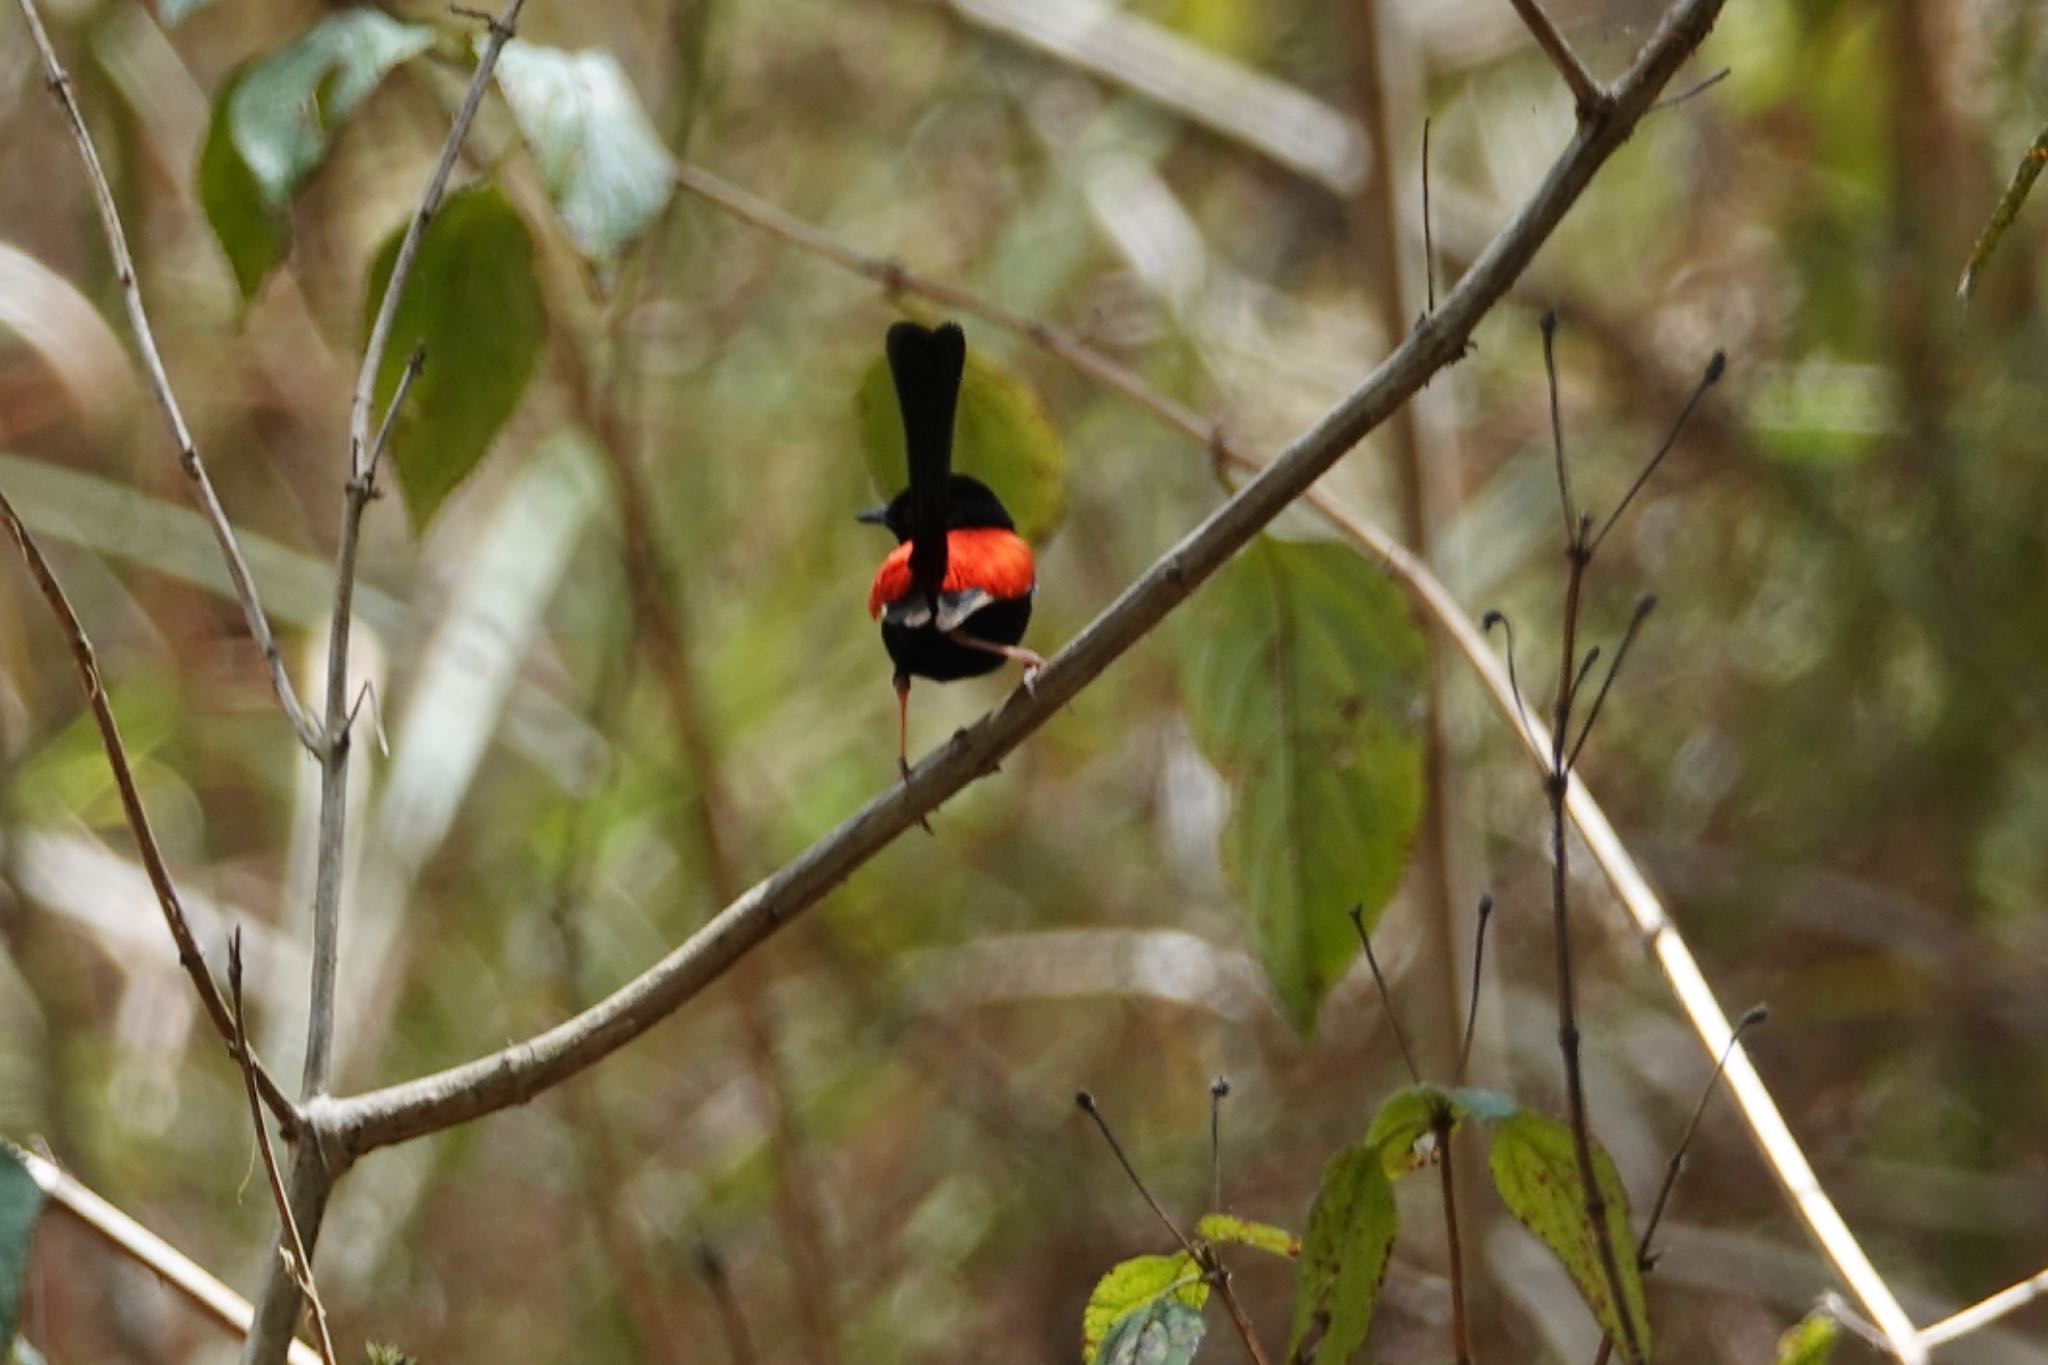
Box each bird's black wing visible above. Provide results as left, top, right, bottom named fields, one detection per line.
left=885, top=320, right=966, bottom=601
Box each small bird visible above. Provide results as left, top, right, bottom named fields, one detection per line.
left=861, top=320, right=1044, bottom=777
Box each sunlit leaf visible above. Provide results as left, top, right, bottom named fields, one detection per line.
left=362, top=184, right=545, bottom=529
left=1773, top=1309, right=1838, bottom=1365
left=1195, top=1212, right=1298, bottom=1258
left=196, top=13, right=434, bottom=296
left=1958, top=122, right=2048, bottom=302
left=1080, top=1252, right=1207, bottom=1363
left=1287, top=1142, right=1397, bottom=1364
left=1180, top=537, right=1427, bottom=1035
left=490, top=42, right=678, bottom=270
left=1489, top=1111, right=1650, bottom=1359
left=1095, top=1297, right=1205, bottom=1365
left=856, top=341, right=1067, bottom=544
left=0, top=1145, right=46, bottom=1345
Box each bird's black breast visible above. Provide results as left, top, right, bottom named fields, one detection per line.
left=881, top=593, right=1033, bottom=681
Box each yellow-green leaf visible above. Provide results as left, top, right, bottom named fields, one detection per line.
left=856, top=341, right=1066, bottom=544
left=362, top=185, right=544, bottom=530
left=1772, top=1310, right=1838, bottom=1365
left=1287, top=1142, right=1397, bottom=1364
left=1195, top=1213, right=1298, bottom=1258
left=1180, top=537, right=1427, bottom=1036
left=1489, top=1112, right=1650, bottom=1360
left=1080, top=1252, right=1207, bottom=1363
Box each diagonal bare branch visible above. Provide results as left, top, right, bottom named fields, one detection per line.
left=12, top=0, right=325, bottom=755
left=326, top=0, right=1730, bottom=1157
left=0, top=487, right=301, bottom=1132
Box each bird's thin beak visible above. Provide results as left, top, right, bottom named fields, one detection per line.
left=855, top=506, right=890, bottom=526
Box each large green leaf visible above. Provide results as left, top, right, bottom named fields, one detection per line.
left=1489, top=1112, right=1650, bottom=1360
left=1080, top=1253, right=1207, bottom=1363
left=856, top=341, right=1067, bottom=544
left=1287, top=1142, right=1397, bottom=1363
left=362, top=184, right=545, bottom=529
left=0, top=1145, right=46, bottom=1345
left=1095, top=1298, right=1205, bottom=1365
left=490, top=42, right=678, bottom=269
left=196, top=12, right=434, bottom=296
left=1180, top=537, right=1427, bottom=1035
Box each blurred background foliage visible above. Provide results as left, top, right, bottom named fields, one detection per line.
left=0, top=0, right=2046, bottom=1360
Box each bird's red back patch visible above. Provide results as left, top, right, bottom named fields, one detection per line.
left=869, top=528, right=1036, bottom=618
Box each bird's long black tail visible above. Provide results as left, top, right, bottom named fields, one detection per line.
left=885, top=320, right=966, bottom=597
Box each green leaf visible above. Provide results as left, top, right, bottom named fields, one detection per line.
left=1363, top=1083, right=1451, bottom=1173
left=1080, top=1253, right=1207, bottom=1363
left=197, top=69, right=290, bottom=298
left=1095, top=1298, right=1205, bottom=1365
left=1180, top=537, right=1428, bottom=1035
left=1488, top=1112, right=1650, bottom=1359
left=1288, top=1142, right=1397, bottom=1364
left=0, top=1145, right=47, bottom=1345
left=490, top=42, right=678, bottom=270
left=1958, top=122, right=2048, bottom=302
left=362, top=184, right=545, bottom=529
left=856, top=342, right=1067, bottom=544
left=366, top=1346, right=420, bottom=1365
left=1195, top=1212, right=1298, bottom=1258
left=1772, top=1310, right=1838, bottom=1365
left=196, top=12, right=434, bottom=296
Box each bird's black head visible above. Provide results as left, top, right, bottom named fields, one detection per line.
left=858, top=474, right=1015, bottom=542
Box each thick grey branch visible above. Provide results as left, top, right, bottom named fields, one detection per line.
left=328, top=0, right=1728, bottom=1157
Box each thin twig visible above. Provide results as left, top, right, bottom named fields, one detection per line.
left=1592, top=1002, right=1766, bottom=1365
left=12, top=0, right=324, bottom=755
left=1652, top=66, right=1730, bottom=112
left=228, top=934, right=338, bottom=1365
left=12, top=1144, right=325, bottom=1364
left=1586, top=351, right=1724, bottom=555
left=1506, top=0, right=1610, bottom=117
left=1076, top=1092, right=1197, bottom=1257
left=1434, top=1109, right=1472, bottom=1365
left=1542, top=332, right=1646, bottom=1361
left=1422, top=118, right=1438, bottom=315
left=1455, top=894, right=1493, bottom=1085
left=1918, top=1265, right=2048, bottom=1348
left=1566, top=594, right=1655, bottom=772
left=1348, top=905, right=1422, bottom=1085
left=0, top=487, right=300, bottom=1130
